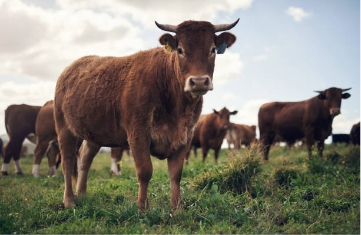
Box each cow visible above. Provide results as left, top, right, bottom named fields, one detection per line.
left=332, top=134, right=350, bottom=145
left=1, top=104, right=41, bottom=175
left=226, top=123, right=257, bottom=150
left=258, top=87, right=351, bottom=161
left=350, top=122, right=360, bottom=146
left=187, top=107, right=238, bottom=164
left=54, top=19, right=239, bottom=210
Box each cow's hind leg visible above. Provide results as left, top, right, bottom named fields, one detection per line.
left=57, top=128, right=78, bottom=208
left=76, top=140, right=100, bottom=197
left=2, top=139, right=24, bottom=175
left=32, top=139, right=50, bottom=177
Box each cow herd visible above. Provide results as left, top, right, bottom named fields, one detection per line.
left=0, top=19, right=359, bottom=212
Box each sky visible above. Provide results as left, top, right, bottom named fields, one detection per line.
left=0, top=0, right=359, bottom=144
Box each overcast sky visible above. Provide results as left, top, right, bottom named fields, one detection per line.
left=0, top=0, right=359, bottom=144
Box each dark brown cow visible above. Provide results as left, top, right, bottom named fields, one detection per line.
left=187, top=107, right=238, bottom=164
left=54, top=19, right=239, bottom=210
left=1, top=104, right=41, bottom=175
left=258, top=87, right=351, bottom=161
left=226, top=123, right=257, bottom=150
left=350, top=122, right=360, bottom=146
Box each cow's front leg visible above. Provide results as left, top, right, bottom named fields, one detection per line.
left=167, top=150, right=186, bottom=212
left=129, top=133, right=152, bottom=211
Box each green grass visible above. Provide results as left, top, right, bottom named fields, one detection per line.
left=0, top=143, right=359, bottom=234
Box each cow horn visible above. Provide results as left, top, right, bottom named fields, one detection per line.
left=214, top=18, right=240, bottom=32
left=342, top=88, right=351, bottom=92
left=155, top=21, right=177, bottom=33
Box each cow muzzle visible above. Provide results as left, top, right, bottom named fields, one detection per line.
left=184, top=76, right=213, bottom=95
left=330, top=108, right=340, bottom=117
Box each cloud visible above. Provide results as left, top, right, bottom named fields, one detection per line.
left=285, top=7, right=310, bottom=22
left=214, top=52, right=244, bottom=85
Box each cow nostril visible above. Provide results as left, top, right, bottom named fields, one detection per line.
left=190, top=79, right=196, bottom=87
left=204, top=79, right=209, bottom=86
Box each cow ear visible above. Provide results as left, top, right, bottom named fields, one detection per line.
left=342, top=93, right=351, bottom=99
left=159, top=34, right=177, bottom=52
left=230, top=110, right=238, bottom=115
left=213, top=109, right=219, bottom=115
left=215, top=32, right=236, bottom=54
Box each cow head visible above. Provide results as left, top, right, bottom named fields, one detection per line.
left=155, top=19, right=238, bottom=97
left=315, top=87, right=351, bottom=117
left=213, top=107, right=238, bottom=130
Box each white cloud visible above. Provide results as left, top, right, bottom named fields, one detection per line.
left=285, top=7, right=310, bottom=22
left=214, top=52, right=244, bottom=85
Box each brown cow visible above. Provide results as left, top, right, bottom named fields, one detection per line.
left=54, top=19, right=239, bottom=210
left=1, top=104, right=41, bottom=175
left=226, top=123, right=257, bottom=150
left=258, top=87, right=351, bottom=161
left=187, top=107, right=238, bottom=164
left=350, top=122, right=360, bottom=146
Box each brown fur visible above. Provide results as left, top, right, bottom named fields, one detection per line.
left=226, top=123, right=257, bottom=149
left=187, top=107, right=237, bottom=164
left=34, top=100, right=128, bottom=177
left=258, top=87, right=351, bottom=160
left=2, top=104, right=41, bottom=175
left=54, top=20, right=237, bottom=210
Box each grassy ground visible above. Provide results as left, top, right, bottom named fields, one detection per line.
left=0, top=143, right=359, bottom=234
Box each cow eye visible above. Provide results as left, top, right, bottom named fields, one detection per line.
left=177, top=48, right=183, bottom=55
left=211, top=47, right=216, bottom=54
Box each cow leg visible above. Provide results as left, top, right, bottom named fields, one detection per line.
left=260, top=132, right=274, bottom=161
left=201, top=146, right=210, bottom=163
left=214, top=147, right=221, bottom=164
left=32, top=140, right=49, bottom=177
left=305, top=136, right=315, bottom=159
left=129, top=135, right=152, bottom=210
left=57, top=128, right=78, bottom=208
left=110, top=147, right=123, bottom=176
left=167, top=151, right=185, bottom=211
left=46, top=140, right=60, bottom=176
left=317, top=141, right=324, bottom=158
left=76, top=140, right=100, bottom=197
left=2, top=140, right=24, bottom=175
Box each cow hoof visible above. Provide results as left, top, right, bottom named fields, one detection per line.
left=64, top=199, right=76, bottom=208
left=16, top=172, right=24, bottom=175
left=1, top=171, right=8, bottom=176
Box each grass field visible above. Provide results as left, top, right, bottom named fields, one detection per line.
left=0, top=143, right=359, bottom=234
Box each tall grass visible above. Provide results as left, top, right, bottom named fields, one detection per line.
left=0, top=144, right=359, bottom=234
